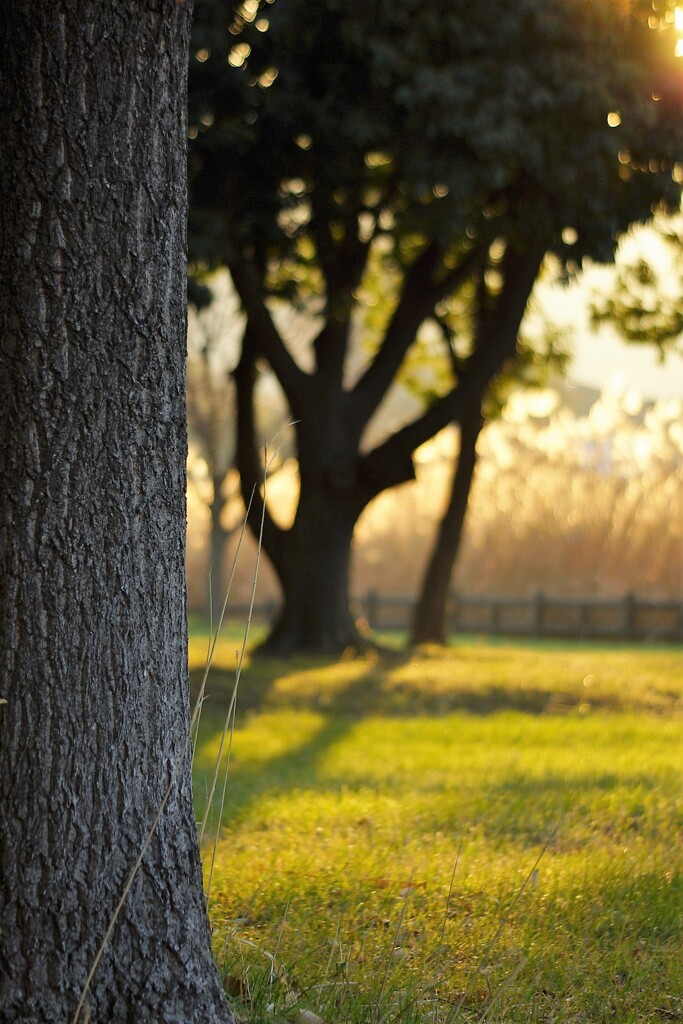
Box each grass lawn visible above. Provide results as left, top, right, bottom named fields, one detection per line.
left=189, top=626, right=683, bottom=1024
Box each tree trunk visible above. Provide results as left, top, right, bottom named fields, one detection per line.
left=0, top=5, right=232, bottom=1023
left=235, top=332, right=367, bottom=655
left=410, top=409, right=484, bottom=646
left=258, top=480, right=364, bottom=656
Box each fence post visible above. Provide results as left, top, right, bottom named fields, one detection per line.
left=365, top=589, right=379, bottom=631
left=533, top=591, right=545, bottom=638
left=622, top=592, right=637, bottom=641
left=329, top=589, right=680, bottom=642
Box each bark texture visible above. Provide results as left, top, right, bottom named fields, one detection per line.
left=410, top=409, right=483, bottom=646
left=0, top=4, right=232, bottom=1022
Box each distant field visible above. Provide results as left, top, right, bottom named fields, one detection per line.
left=190, top=627, right=683, bottom=1024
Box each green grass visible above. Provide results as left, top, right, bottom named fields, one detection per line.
left=190, top=631, right=683, bottom=1024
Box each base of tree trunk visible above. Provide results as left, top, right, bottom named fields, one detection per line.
left=255, top=610, right=369, bottom=657
left=410, top=620, right=448, bottom=646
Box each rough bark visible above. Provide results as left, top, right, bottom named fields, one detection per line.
left=0, top=4, right=233, bottom=1023
left=410, top=409, right=484, bottom=646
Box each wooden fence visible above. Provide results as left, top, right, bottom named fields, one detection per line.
left=226, top=590, right=683, bottom=643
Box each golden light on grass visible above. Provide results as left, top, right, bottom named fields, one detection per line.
left=190, top=638, right=683, bottom=1024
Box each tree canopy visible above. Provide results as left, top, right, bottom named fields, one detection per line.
left=187, top=0, right=683, bottom=653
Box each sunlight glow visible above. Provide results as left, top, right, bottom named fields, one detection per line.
left=228, top=43, right=250, bottom=67
left=239, top=0, right=259, bottom=22
left=258, top=67, right=278, bottom=88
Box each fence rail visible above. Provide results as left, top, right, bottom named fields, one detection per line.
left=360, top=591, right=683, bottom=643
left=223, top=591, right=683, bottom=643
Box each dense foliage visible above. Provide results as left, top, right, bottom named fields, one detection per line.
left=191, top=0, right=682, bottom=267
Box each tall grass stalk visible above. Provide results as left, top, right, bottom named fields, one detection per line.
left=375, top=871, right=413, bottom=1021
left=477, top=953, right=527, bottom=1022
left=204, top=444, right=270, bottom=900
left=438, top=842, right=462, bottom=955
left=193, top=485, right=256, bottom=759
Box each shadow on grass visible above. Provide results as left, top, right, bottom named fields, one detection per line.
left=194, top=695, right=680, bottom=847
left=190, top=650, right=678, bottom=721
left=192, top=658, right=389, bottom=825
left=190, top=637, right=681, bottom=838
left=189, top=615, right=682, bottom=723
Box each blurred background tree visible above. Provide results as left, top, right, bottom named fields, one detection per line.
left=187, top=0, right=683, bottom=654
left=591, top=210, right=683, bottom=352
left=186, top=278, right=241, bottom=619
left=409, top=304, right=570, bottom=645
left=351, top=384, right=683, bottom=605
left=186, top=274, right=293, bottom=617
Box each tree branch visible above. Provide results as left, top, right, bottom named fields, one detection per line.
left=233, top=327, right=289, bottom=576
left=308, top=193, right=371, bottom=387
left=229, top=258, right=309, bottom=418
left=349, top=239, right=489, bottom=432
left=358, top=242, right=546, bottom=499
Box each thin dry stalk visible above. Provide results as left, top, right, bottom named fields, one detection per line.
left=374, top=870, right=413, bottom=1022
left=438, top=841, right=463, bottom=955
left=204, top=440, right=271, bottom=900
left=193, top=487, right=256, bottom=766
left=477, top=953, right=528, bottom=1022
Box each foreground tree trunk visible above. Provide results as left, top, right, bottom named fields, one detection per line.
left=0, top=5, right=232, bottom=1023
left=410, top=409, right=484, bottom=646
